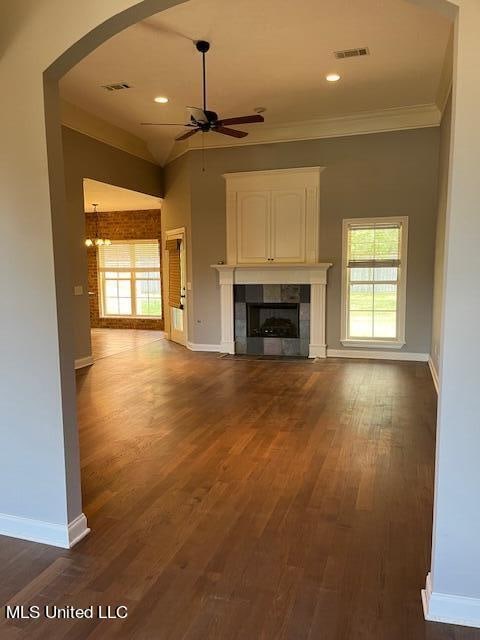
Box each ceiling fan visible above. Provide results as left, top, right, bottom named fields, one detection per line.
left=141, top=40, right=265, bottom=141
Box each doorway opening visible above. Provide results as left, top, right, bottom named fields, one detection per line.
left=164, top=227, right=187, bottom=346
left=82, top=178, right=166, bottom=360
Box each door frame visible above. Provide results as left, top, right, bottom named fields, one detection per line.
left=164, top=227, right=188, bottom=346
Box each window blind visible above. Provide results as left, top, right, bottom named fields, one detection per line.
left=97, top=240, right=162, bottom=319
left=98, top=242, right=160, bottom=270
left=347, top=223, right=401, bottom=269
left=166, top=239, right=182, bottom=309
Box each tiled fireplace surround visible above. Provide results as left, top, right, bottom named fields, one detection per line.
left=212, top=264, right=331, bottom=358
left=234, top=284, right=311, bottom=356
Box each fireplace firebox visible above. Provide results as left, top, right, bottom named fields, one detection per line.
left=233, top=284, right=311, bottom=357
left=247, top=303, right=300, bottom=339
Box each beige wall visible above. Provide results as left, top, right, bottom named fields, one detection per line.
left=431, top=94, right=452, bottom=374
left=174, top=128, right=440, bottom=353
left=62, top=126, right=163, bottom=360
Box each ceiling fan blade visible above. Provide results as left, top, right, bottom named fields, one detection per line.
left=175, top=128, right=200, bottom=141
left=216, top=114, right=265, bottom=126
left=187, top=107, right=209, bottom=125
left=213, top=126, right=248, bottom=139
left=141, top=122, right=194, bottom=126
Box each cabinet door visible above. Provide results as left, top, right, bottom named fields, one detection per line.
left=236, top=191, right=270, bottom=263
left=270, top=189, right=306, bottom=263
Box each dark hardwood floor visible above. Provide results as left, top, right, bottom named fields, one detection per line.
left=1, top=339, right=479, bottom=639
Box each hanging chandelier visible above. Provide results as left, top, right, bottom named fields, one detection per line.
left=85, top=203, right=111, bottom=247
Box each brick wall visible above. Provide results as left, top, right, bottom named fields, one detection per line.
left=86, top=209, right=164, bottom=330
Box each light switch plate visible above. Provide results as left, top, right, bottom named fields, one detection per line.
left=74, top=285, right=84, bottom=296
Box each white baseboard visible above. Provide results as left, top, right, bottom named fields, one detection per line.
left=67, top=514, right=91, bottom=547
left=186, top=341, right=221, bottom=353
left=74, top=355, right=94, bottom=369
left=428, top=357, right=439, bottom=394
left=327, top=348, right=429, bottom=362
left=309, top=344, right=327, bottom=358
left=422, top=572, right=480, bottom=629
left=219, top=341, right=235, bottom=354
left=0, top=511, right=90, bottom=549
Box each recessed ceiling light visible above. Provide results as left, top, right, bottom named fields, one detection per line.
left=154, top=96, right=169, bottom=104
left=326, top=73, right=341, bottom=82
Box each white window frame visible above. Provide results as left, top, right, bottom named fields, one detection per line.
left=341, top=216, right=408, bottom=349
left=98, top=240, right=162, bottom=320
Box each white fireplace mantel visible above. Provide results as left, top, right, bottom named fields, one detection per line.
left=211, top=263, right=332, bottom=357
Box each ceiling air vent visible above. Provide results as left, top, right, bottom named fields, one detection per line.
left=102, top=82, right=132, bottom=91
left=334, top=47, right=370, bottom=60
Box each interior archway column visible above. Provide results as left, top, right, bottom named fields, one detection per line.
left=0, top=0, right=187, bottom=547
left=421, top=0, right=480, bottom=628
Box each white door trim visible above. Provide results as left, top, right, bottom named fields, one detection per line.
left=165, top=227, right=187, bottom=346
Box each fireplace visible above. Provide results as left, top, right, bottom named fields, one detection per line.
left=247, top=303, right=299, bottom=339
left=213, top=264, right=331, bottom=358
left=233, top=284, right=310, bottom=357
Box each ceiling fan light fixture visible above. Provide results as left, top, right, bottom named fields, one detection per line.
left=154, top=96, right=169, bottom=104
left=326, top=73, right=341, bottom=82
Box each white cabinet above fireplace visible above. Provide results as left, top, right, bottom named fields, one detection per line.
left=224, top=167, right=323, bottom=265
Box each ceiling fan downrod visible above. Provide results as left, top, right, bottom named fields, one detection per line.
left=195, top=40, right=210, bottom=114
left=140, top=39, right=264, bottom=141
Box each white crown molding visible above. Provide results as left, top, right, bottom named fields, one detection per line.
left=436, top=28, right=454, bottom=115
left=327, top=348, right=429, bottom=362
left=438, top=81, right=453, bottom=116
left=75, top=355, right=94, bottom=370
left=167, top=103, right=441, bottom=164
left=428, top=356, right=440, bottom=394
left=422, top=572, right=480, bottom=629
left=61, top=100, right=157, bottom=164
left=0, top=512, right=90, bottom=548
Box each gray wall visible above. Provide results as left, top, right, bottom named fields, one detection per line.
left=163, top=153, right=194, bottom=340
left=173, top=128, right=439, bottom=353
left=62, top=127, right=163, bottom=359
left=431, top=95, right=452, bottom=374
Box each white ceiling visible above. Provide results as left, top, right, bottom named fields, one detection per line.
left=83, top=179, right=163, bottom=212
left=60, top=0, right=452, bottom=165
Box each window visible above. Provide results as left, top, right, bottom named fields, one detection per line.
left=341, top=217, right=408, bottom=348
left=98, top=241, right=162, bottom=319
